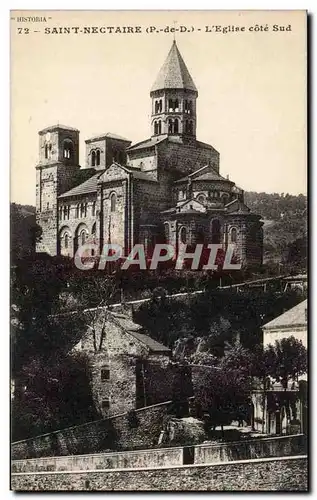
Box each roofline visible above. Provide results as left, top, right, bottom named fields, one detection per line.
left=58, top=190, right=97, bottom=199
left=126, top=136, right=168, bottom=151
left=110, top=314, right=170, bottom=353
left=150, top=88, right=198, bottom=96
left=263, top=323, right=307, bottom=331
left=85, top=135, right=131, bottom=144
left=39, top=125, right=79, bottom=134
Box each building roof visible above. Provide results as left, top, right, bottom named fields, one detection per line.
left=130, top=171, right=158, bottom=182
left=174, top=165, right=227, bottom=184
left=111, top=313, right=170, bottom=353
left=59, top=172, right=103, bottom=198
left=59, top=163, right=158, bottom=198
left=39, top=124, right=79, bottom=134
left=151, top=40, right=198, bottom=93
left=85, top=132, right=130, bottom=143
left=263, top=299, right=307, bottom=330
left=127, top=136, right=167, bottom=152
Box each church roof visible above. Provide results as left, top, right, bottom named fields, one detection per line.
left=174, top=165, right=227, bottom=184
left=59, top=171, right=103, bottom=198
left=39, top=124, right=79, bottom=134
left=130, top=171, right=158, bottom=182
left=151, top=41, right=198, bottom=93
left=85, top=132, right=130, bottom=143
left=263, top=299, right=307, bottom=330
left=127, top=135, right=167, bottom=152
left=59, top=164, right=158, bottom=198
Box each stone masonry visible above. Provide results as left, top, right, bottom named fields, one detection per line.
left=35, top=41, right=263, bottom=267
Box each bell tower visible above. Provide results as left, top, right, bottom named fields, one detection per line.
left=150, top=40, right=198, bottom=138
left=36, top=124, right=80, bottom=255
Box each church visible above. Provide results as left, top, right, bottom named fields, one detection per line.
left=36, top=41, right=263, bottom=266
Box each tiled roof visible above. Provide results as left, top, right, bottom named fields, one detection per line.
left=39, top=124, right=79, bottom=134
left=263, top=299, right=307, bottom=330
left=196, top=140, right=218, bottom=152
left=130, top=171, right=158, bottom=182
left=194, top=172, right=228, bottom=182
left=151, top=41, right=197, bottom=93
left=59, top=164, right=158, bottom=198
left=174, top=166, right=226, bottom=184
left=59, top=172, right=103, bottom=198
left=127, top=136, right=167, bottom=151
left=85, top=132, right=130, bottom=143
left=111, top=313, right=170, bottom=353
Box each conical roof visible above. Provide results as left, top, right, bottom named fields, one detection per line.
left=151, top=41, right=197, bottom=93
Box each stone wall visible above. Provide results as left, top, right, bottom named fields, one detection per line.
left=11, top=401, right=173, bottom=460
left=11, top=456, right=308, bottom=491
left=12, top=446, right=184, bottom=473
left=194, top=434, right=306, bottom=464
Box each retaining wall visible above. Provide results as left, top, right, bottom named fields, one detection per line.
left=11, top=456, right=308, bottom=491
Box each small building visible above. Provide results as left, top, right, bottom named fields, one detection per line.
left=253, top=299, right=307, bottom=435
left=263, top=298, right=307, bottom=356
left=73, top=308, right=189, bottom=418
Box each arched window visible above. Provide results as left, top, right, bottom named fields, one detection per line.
left=45, top=144, right=49, bottom=159
left=80, top=230, right=87, bottom=246
left=184, top=100, right=193, bottom=115
left=63, top=206, right=68, bottom=220
left=168, top=119, right=173, bottom=134
left=91, top=150, right=96, bottom=167
left=75, top=204, right=79, bottom=218
left=92, top=201, right=96, bottom=216
left=180, top=226, right=187, bottom=244
left=174, top=119, right=179, bottom=134
left=80, top=203, right=85, bottom=218
left=211, top=219, right=221, bottom=244
left=63, top=140, right=73, bottom=160
left=230, top=227, right=237, bottom=243
left=157, top=121, right=161, bottom=134
left=154, top=121, right=158, bottom=135
left=65, top=233, right=69, bottom=249
left=92, top=222, right=96, bottom=236
left=96, top=150, right=100, bottom=166
left=155, top=100, right=162, bottom=114
left=110, top=193, right=116, bottom=212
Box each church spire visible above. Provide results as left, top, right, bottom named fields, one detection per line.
left=151, top=41, right=198, bottom=94
left=150, top=42, right=198, bottom=139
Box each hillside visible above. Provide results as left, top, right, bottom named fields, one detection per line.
left=10, top=203, right=37, bottom=263
left=244, top=192, right=307, bottom=266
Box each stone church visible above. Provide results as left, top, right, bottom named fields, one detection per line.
left=36, top=41, right=263, bottom=266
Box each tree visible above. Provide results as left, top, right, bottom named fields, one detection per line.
left=220, top=341, right=254, bottom=376
left=194, top=365, right=250, bottom=437
left=264, top=336, right=307, bottom=389
left=67, top=269, right=121, bottom=352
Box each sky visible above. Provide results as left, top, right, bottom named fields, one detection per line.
left=11, top=10, right=307, bottom=205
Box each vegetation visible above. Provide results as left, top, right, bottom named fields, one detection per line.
left=193, top=338, right=307, bottom=435
left=10, top=193, right=307, bottom=440
left=245, top=191, right=307, bottom=267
